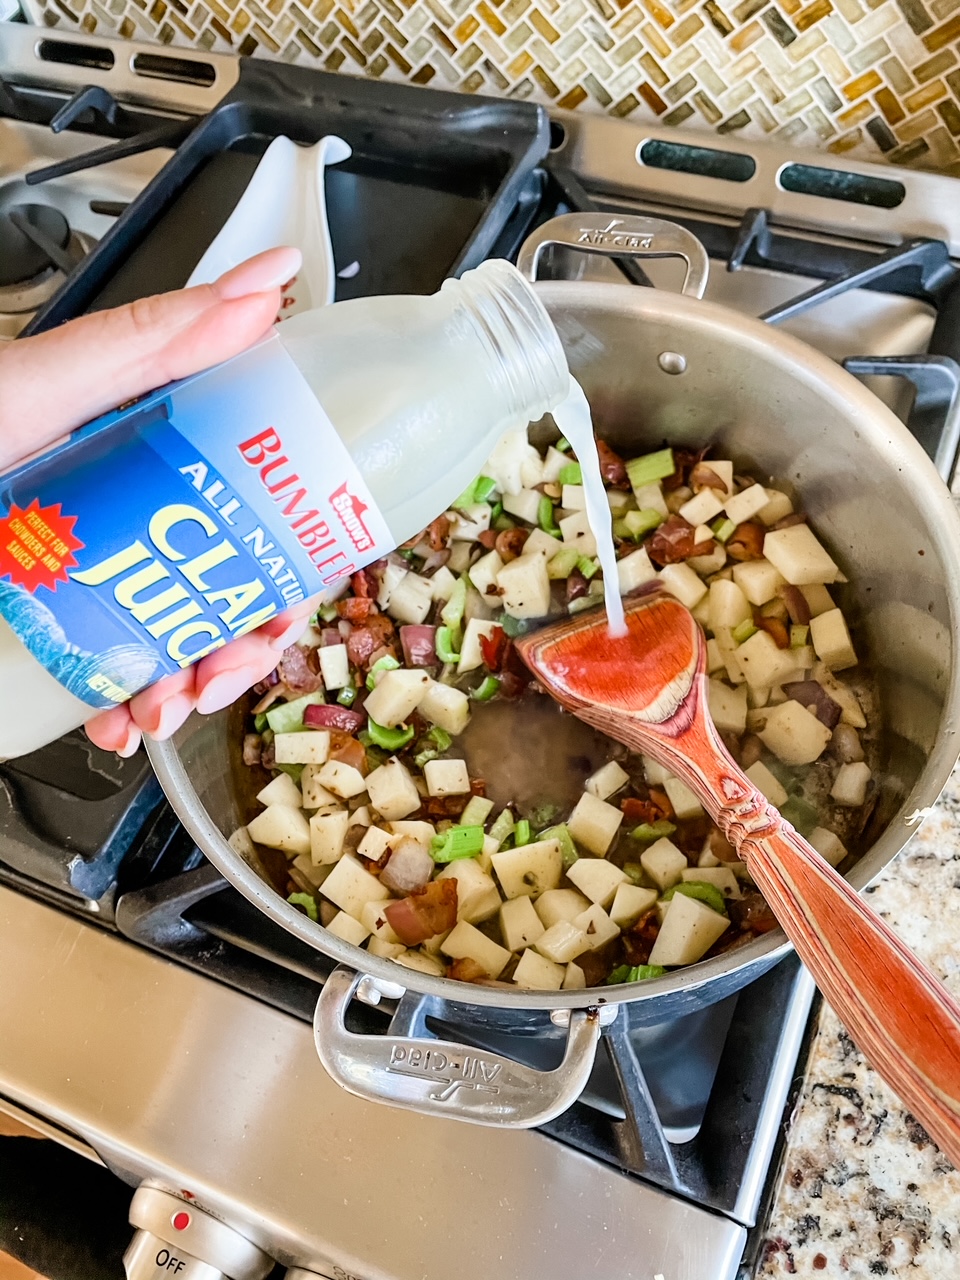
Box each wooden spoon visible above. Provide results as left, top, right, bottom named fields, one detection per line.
left=516, top=591, right=960, bottom=1168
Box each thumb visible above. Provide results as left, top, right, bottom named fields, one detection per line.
left=0, top=246, right=302, bottom=471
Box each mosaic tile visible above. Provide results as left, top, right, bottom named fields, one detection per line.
left=22, top=0, right=960, bottom=174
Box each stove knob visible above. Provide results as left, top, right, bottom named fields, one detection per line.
left=285, top=1269, right=368, bottom=1280
left=124, top=1185, right=274, bottom=1280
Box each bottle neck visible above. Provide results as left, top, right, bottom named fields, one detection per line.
left=446, top=260, right=571, bottom=425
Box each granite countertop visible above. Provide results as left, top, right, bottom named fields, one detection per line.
left=757, top=767, right=960, bottom=1278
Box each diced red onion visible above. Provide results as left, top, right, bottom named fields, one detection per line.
left=782, top=680, right=842, bottom=729
left=303, top=703, right=365, bottom=733
left=321, top=627, right=343, bottom=647
left=778, top=585, right=811, bottom=626
left=422, top=548, right=451, bottom=575
left=831, top=722, right=864, bottom=762
left=242, top=733, right=262, bottom=766
left=400, top=625, right=438, bottom=667
left=380, top=839, right=434, bottom=894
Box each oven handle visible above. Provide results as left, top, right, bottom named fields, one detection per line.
left=516, top=211, right=710, bottom=298
left=313, top=967, right=604, bottom=1128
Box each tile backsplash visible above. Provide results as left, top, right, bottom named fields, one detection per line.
left=23, top=0, right=960, bottom=172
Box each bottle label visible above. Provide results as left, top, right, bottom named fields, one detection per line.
left=0, top=332, right=393, bottom=710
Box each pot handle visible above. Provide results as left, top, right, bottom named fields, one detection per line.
left=517, top=212, right=709, bottom=298
left=313, top=967, right=603, bottom=1128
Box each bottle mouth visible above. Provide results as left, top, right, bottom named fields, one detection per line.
left=447, top=259, right=571, bottom=422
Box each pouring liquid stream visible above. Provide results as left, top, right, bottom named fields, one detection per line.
left=552, top=377, right=627, bottom=637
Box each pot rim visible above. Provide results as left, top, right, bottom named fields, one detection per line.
left=147, top=283, right=960, bottom=1013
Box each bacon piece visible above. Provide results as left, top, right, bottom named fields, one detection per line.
left=337, top=596, right=375, bottom=624
left=726, top=521, right=765, bottom=562
left=346, top=613, right=395, bottom=668
left=566, top=568, right=589, bottom=602
left=278, top=645, right=324, bottom=694
left=782, top=680, right=842, bottom=729
left=303, top=703, right=365, bottom=733
left=753, top=611, right=790, bottom=649
left=689, top=461, right=726, bottom=494
left=729, top=892, right=778, bottom=934
left=596, top=439, right=630, bottom=489
left=329, top=733, right=367, bottom=775
left=351, top=569, right=375, bottom=599
left=477, top=529, right=498, bottom=550
left=400, top=625, right=437, bottom=668
left=427, top=514, right=452, bottom=551
left=449, top=957, right=489, bottom=983
left=661, top=447, right=704, bottom=492
left=646, top=515, right=715, bottom=567
left=495, top=527, right=529, bottom=562
left=479, top=625, right=509, bottom=672
left=622, top=911, right=660, bottom=967
left=778, top=585, right=811, bottom=626
left=385, top=878, right=458, bottom=946
left=243, top=733, right=262, bottom=766
left=621, top=796, right=661, bottom=825
left=420, top=794, right=471, bottom=818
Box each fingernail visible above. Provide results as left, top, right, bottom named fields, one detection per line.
left=196, top=666, right=257, bottom=716
left=117, top=724, right=142, bottom=758
left=150, top=693, right=196, bottom=741
left=214, top=247, right=303, bottom=301
left=269, top=617, right=311, bottom=652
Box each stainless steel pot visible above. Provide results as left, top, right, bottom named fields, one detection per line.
left=148, top=213, right=960, bottom=1130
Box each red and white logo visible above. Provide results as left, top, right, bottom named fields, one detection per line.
left=329, top=482, right=375, bottom=554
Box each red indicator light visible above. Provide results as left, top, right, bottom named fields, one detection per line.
left=172, top=1212, right=191, bottom=1231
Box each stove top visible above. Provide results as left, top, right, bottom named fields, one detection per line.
left=1, top=22, right=960, bottom=1280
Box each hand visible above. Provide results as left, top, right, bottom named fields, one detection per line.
left=0, top=247, right=316, bottom=756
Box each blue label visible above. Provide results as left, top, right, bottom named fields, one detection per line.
left=0, top=333, right=392, bottom=710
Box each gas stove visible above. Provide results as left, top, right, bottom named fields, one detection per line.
left=1, top=21, right=959, bottom=1280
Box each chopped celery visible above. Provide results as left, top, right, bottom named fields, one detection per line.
left=287, top=892, right=318, bottom=921
left=492, top=512, right=516, bottom=532
left=790, top=624, right=810, bottom=648
left=428, top=726, right=453, bottom=752
left=538, top=496, right=561, bottom=537
left=547, top=546, right=581, bottom=579
left=366, top=717, right=415, bottom=750
left=624, top=508, right=664, bottom=540
left=276, top=763, right=304, bottom=782
left=317, top=603, right=338, bottom=623
left=474, top=475, right=498, bottom=503
left=490, top=500, right=504, bottom=522
left=780, top=794, right=819, bottom=837
left=471, top=675, right=501, bottom=702
left=626, top=448, right=675, bottom=493
left=622, top=862, right=645, bottom=884
left=732, top=618, right=758, bottom=644
left=489, top=809, right=515, bottom=846
left=431, top=825, right=485, bottom=863
left=662, top=881, right=727, bottom=916
left=266, top=691, right=326, bottom=734
left=366, top=654, right=401, bottom=691
left=435, top=625, right=461, bottom=664
left=337, top=682, right=357, bottom=707
left=577, top=556, right=600, bottom=580
left=711, top=516, right=736, bottom=543
left=630, top=819, right=677, bottom=843
left=539, top=822, right=577, bottom=867
left=397, top=548, right=416, bottom=562
left=461, top=795, right=495, bottom=827
left=501, top=615, right=530, bottom=638
left=559, top=462, right=583, bottom=485
left=529, top=801, right=560, bottom=829
left=441, top=576, right=467, bottom=630
left=613, top=518, right=632, bottom=540
left=452, top=478, right=479, bottom=510
left=253, top=712, right=268, bottom=733
left=556, top=437, right=572, bottom=453
left=513, top=818, right=531, bottom=847
left=609, top=963, right=666, bottom=984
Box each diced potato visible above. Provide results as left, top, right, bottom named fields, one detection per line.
left=418, top=681, right=471, bottom=736
left=389, top=820, right=437, bottom=844
left=357, top=825, right=394, bottom=862
left=326, top=911, right=370, bottom=946
left=617, top=547, right=658, bottom=595
left=631, top=481, right=669, bottom=517
left=386, top=571, right=433, bottom=625
left=706, top=641, right=725, bottom=676
left=689, top=545, right=728, bottom=576
left=648, top=891, right=729, bottom=966
left=534, top=921, right=589, bottom=964
left=609, top=883, right=658, bottom=928
left=460, top=796, right=495, bottom=827
left=708, top=579, right=751, bottom=631
left=663, top=776, right=703, bottom=821
left=559, top=509, right=598, bottom=558
left=748, top=685, right=771, bottom=709
left=502, top=488, right=543, bottom=524
left=310, top=809, right=350, bottom=865
left=441, top=921, right=511, bottom=978
left=745, top=760, right=788, bottom=807
left=534, top=888, right=591, bottom=928
left=763, top=525, right=840, bottom=585
left=423, top=758, right=471, bottom=798
left=228, top=826, right=257, bottom=859
left=395, top=949, right=446, bottom=977
left=274, top=730, right=331, bottom=766
left=365, top=758, right=420, bottom=820
left=497, top=552, right=551, bottom=620
left=724, top=483, right=769, bottom=526
left=320, top=853, right=390, bottom=919
left=573, top=904, right=620, bottom=950
left=731, top=559, right=785, bottom=608
left=300, top=766, right=337, bottom=811
left=492, top=838, right=563, bottom=899
left=642, top=755, right=672, bottom=786
left=708, top=679, right=748, bottom=734
left=458, top=618, right=503, bottom=674
left=757, top=700, right=832, bottom=765
left=437, top=859, right=501, bottom=923
left=681, top=866, right=740, bottom=898
left=586, top=760, right=630, bottom=801
left=377, top=559, right=409, bottom=609
left=293, top=853, right=331, bottom=887
left=714, top=628, right=747, bottom=685
left=364, top=668, right=431, bottom=728
left=813, top=664, right=866, bottom=728
left=679, top=488, right=725, bottom=527
left=541, top=446, right=569, bottom=484
left=319, top=644, right=351, bottom=691
left=563, top=962, right=587, bottom=991
left=810, top=826, right=848, bottom=867
left=247, top=804, right=312, bottom=856
left=568, top=791, right=624, bottom=856
left=367, top=937, right=405, bottom=960
left=736, top=629, right=811, bottom=690
left=316, top=760, right=368, bottom=800
left=800, top=583, right=835, bottom=617
left=430, top=565, right=458, bottom=603
left=697, top=843, right=720, bottom=869
left=469, top=548, right=504, bottom=597
left=500, top=896, right=546, bottom=952
left=567, top=858, right=627, bottom=908
left=640, top=837, right=688, bottom=891
left=513, top=949, right=565, bottom=990
left=757, top=489, right=793, bottom=526
left=659, top=563, right=707, bottom=609
left=831, top=761, right=871, bottom=807
left=448, top=502, right=492, bottom=541
left=562, top=484, right=586, bottom=511
left=524, top=528, right=564, bottom=558
left=360, top=898, right=402, bottom=944
left=810, top=608, right=857, bottom=671
left=257, top=773, right=303, bottom=809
